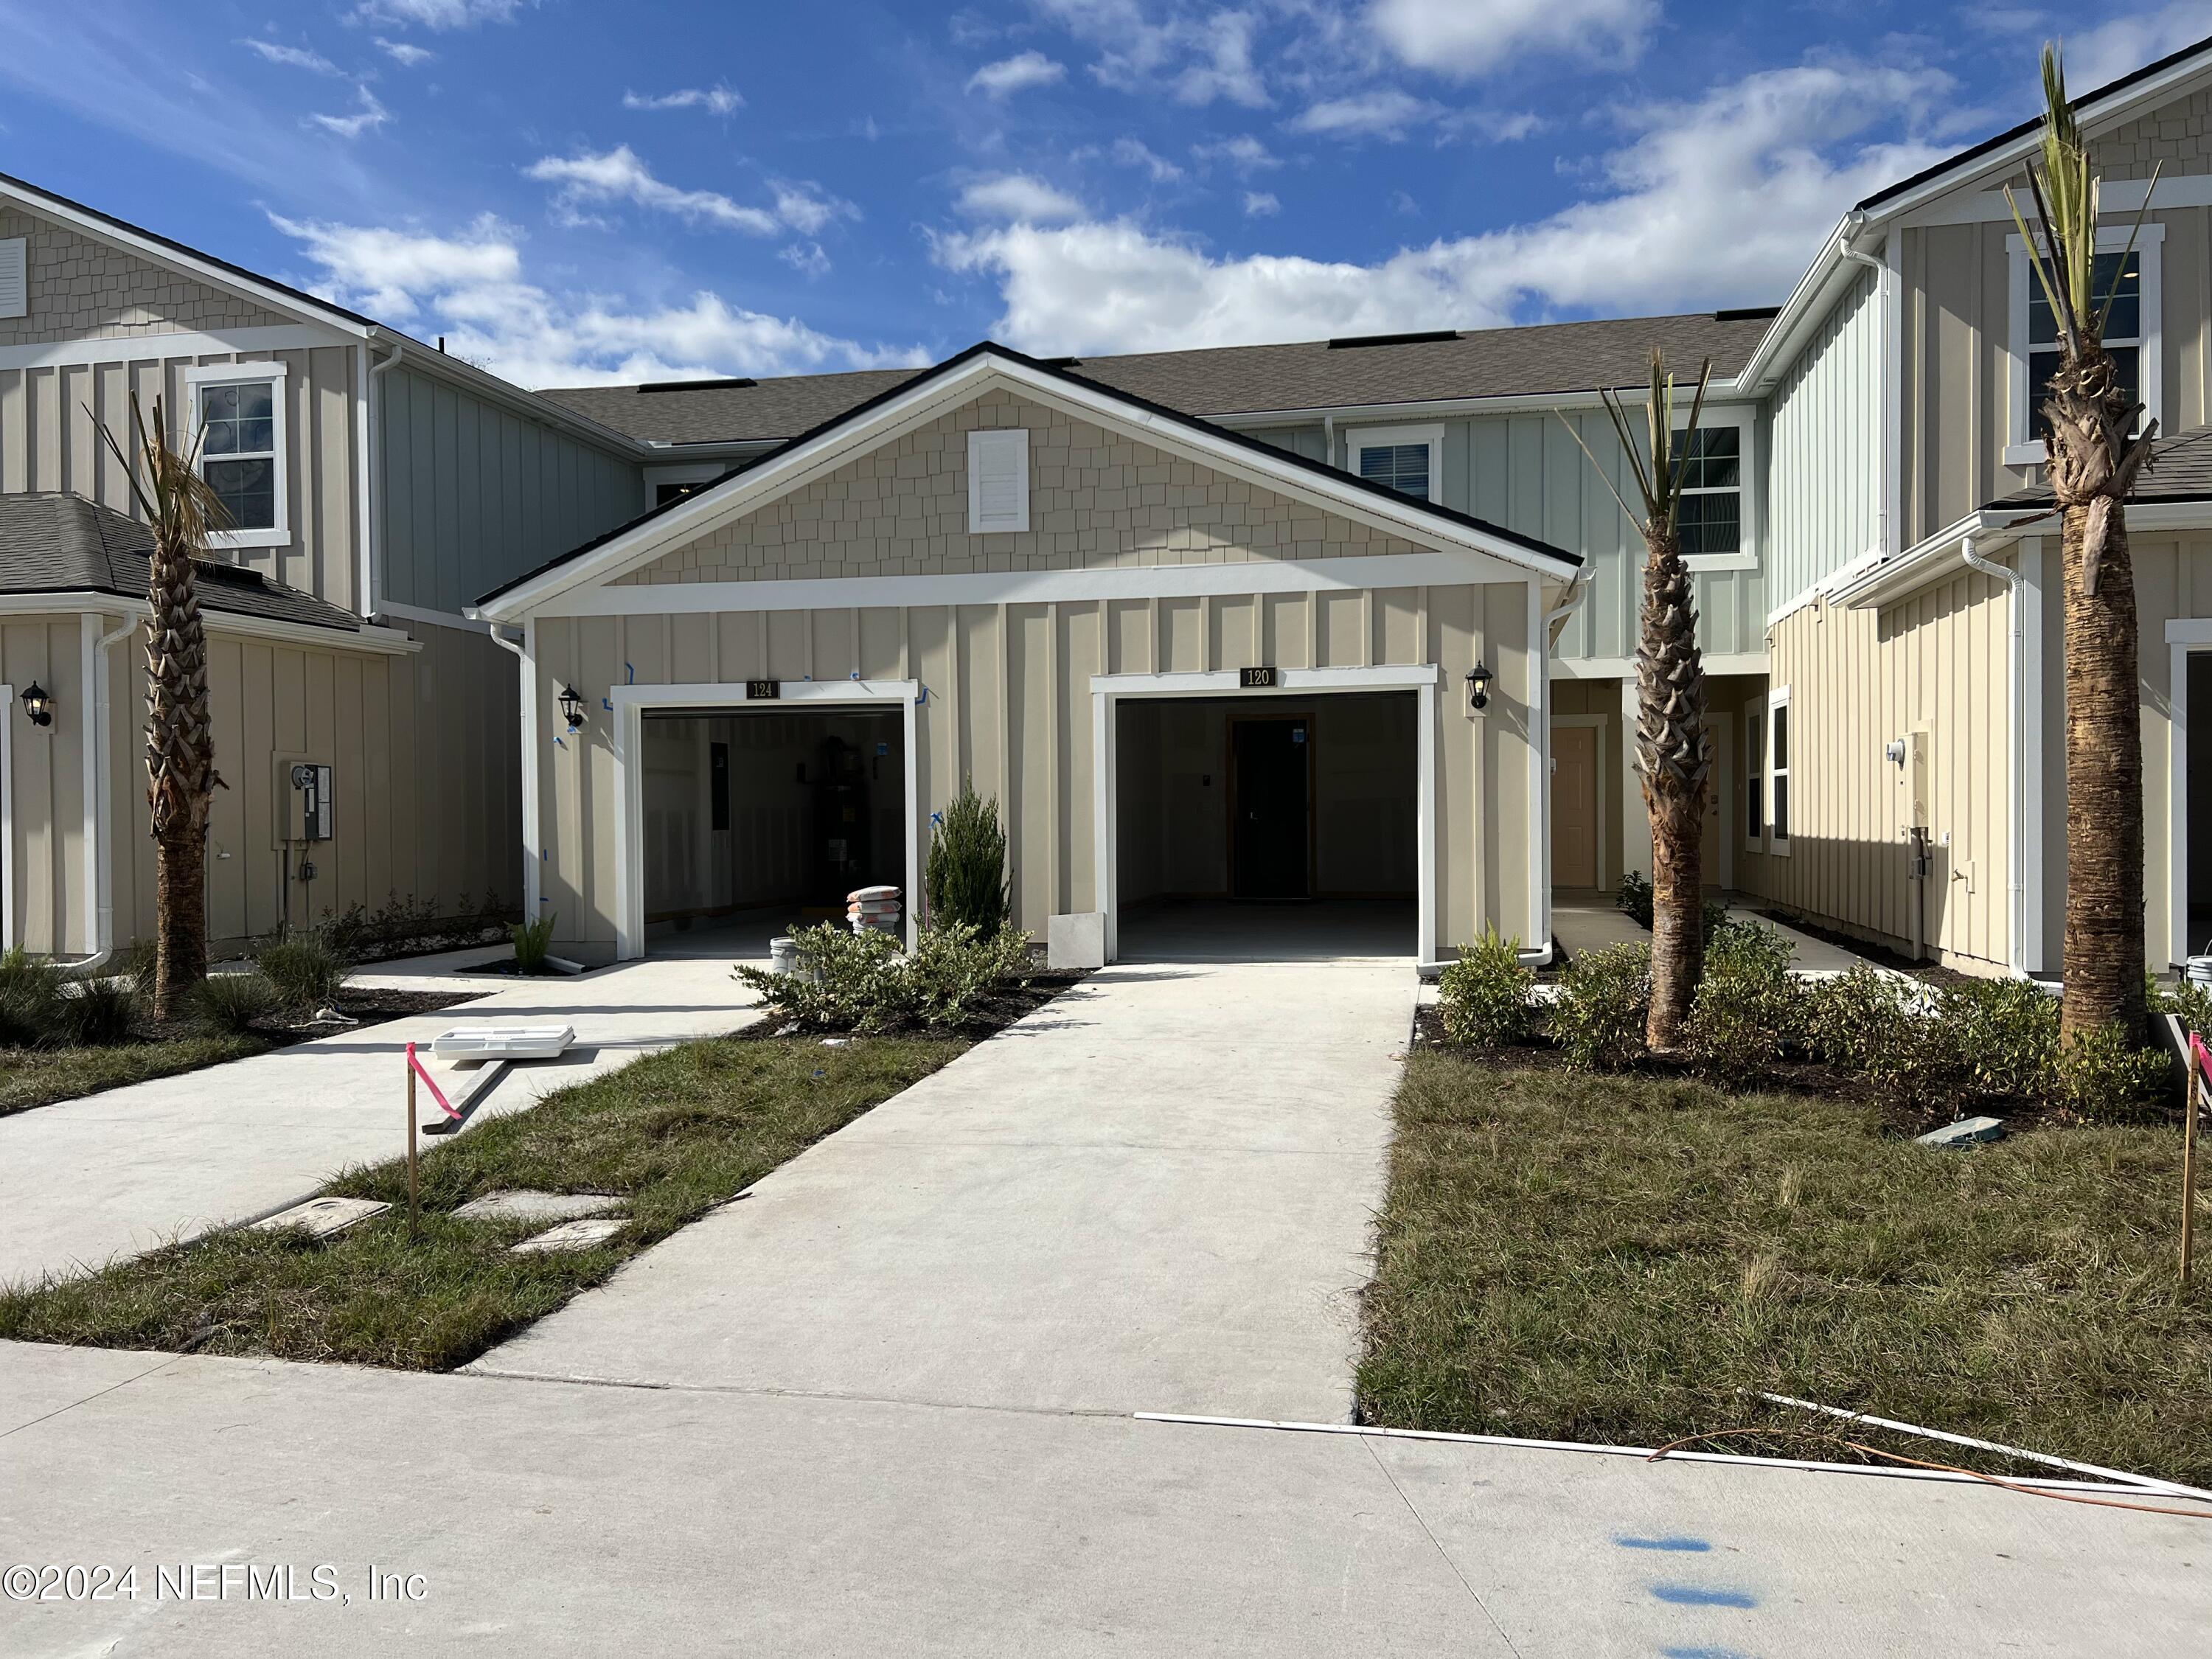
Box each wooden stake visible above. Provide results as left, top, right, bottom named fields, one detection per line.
left=406, top=1049, right=420, bottom=1237
left=2184, top=1069, right=2199, bottom=1289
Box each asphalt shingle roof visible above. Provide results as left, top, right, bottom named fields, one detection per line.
left=1984, top=425, right=2212, bottom=510
left=0, top=493, right=362, bottom=632
left=536, top=310, right=1780, bottom=447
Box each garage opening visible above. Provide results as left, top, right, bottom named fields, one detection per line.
left=639, top=705, right=906, bottom=957
left=1112, top=691, right=1419, bottom=961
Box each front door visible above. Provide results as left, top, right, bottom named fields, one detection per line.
left=1552, top=725, right=1598, bottom=888
left=1231, top=716, right=1312, bottom=900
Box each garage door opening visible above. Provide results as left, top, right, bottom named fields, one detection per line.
left=639, top=705, right=906, bottom=958
left=1111, top=690, right=1419, bottom=961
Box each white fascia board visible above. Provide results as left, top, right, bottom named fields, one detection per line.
left=476, top=352, right=1582, bottom=622
left=1734, top=217, right=1860, bottom=394
left=1209, top=383, right=1753, bottom=429
left=1831, top=512, right=2045, bottom=610
left=0, top=591, right=420, bottom=653
left=367, top=328, right=650, bottom=462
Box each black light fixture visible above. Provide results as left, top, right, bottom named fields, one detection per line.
left=1466, top=660, right=1492, bottom=713
left=18, top=681, right=53, bottom=728
left=557, top=684, right=586, bottom=732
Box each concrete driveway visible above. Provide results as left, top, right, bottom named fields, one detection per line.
left=0, top=956, right=760, bottom=1286
left=468, top=958, right=1416, bottom=1422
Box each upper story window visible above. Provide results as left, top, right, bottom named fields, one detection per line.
left=2006, top=223, right=2162, bottom=467
left=185, top=361, right=289, bottom=549
left=1349, top=423, right=1443, bottom=504
left=1668, top=407, right=1755, bottom=573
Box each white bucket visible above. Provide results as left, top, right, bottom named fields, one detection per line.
left=2187, top=955, right=2212, bottom=990
left=768, top=936, right=799, bottom=975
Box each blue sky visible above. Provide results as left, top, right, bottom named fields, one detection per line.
left=0, top=0, right=2202, bottom=388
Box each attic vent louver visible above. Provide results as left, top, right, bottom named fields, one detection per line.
left=968, top=428, right=1030, bottom=534
left=1712, top=306, right=1781, bottom=324
left=638, top=377, right=758, bottom=393
left=1326, top=329, right=1459, bottom=349
left=0, top=239, right=25, bottom=321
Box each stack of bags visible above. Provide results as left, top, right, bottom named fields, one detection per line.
left=847, top=885, right=902, bottom=935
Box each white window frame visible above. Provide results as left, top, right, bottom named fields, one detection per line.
left=967, top=427, right=1030, bottom=534
left=185, top=360, right=291, bottom=550
left=2005, top=222, right=2162, bottom=467
left=1347, top=422, right=1444, bottom=504
left=1742, top=696, right=1765, bottom=853
left=1673, top=403, right=1757, bottom=574
left=1766, top=686, right=1792, bottom=857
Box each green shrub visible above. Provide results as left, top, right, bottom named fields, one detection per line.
left=1549, top=942, right=1650, bottom=1072
left=51, top=979, right=141, bottom=1047
left=894, top=923, right=1036, bottom=1031
left=0, top=947, right=63, bottom=1047
left=1615, top=871, right=1653, bottom=930
left=512, top=911, right=557, bottom=975
left=735, top=921, right=1034, bottom=1034
left=2050, top=1023, right=2172, bottom=1124
left=192, top=973, right=282, bottom=1036
left=2152, top=972, right=2212, bottom=1042
left=1800, top=966, right=1912, bottom=1071
left=122, top=936, right=159, bottom=1000
left=257, top=930, right=352, bottom=1014
left=1937, top=975, right=2059, bottom=1099
left=925, top=782, right=1009, bottom=937
left=1686, top=919, right=1802, bottom=1083
left=1438, top=929, right=1534, bottom=1049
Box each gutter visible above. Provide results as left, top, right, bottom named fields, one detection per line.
left=1959, top=537, right=2031, bottom=978
left=1523, top=577, right=1596, bottom=970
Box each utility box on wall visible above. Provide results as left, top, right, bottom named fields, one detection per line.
left=273, top=757, right=333, bottom=844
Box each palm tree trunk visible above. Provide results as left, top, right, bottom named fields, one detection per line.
left=2059, top=498, right=2146, bottom=1042
left=1636, top=523, right=1710, bottom=1051
left=146, top=543, right=216, bottom=1020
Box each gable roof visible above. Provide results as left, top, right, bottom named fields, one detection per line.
left=0, top=493, right=362, bottom=633
left=476, top=341, right=1585, bottom=616
left=538, top=309, right=1778, bottom=447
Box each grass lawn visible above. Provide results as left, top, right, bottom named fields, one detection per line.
left=0, top=1034, right=964, bottom=1370
left=0, top=1035, right=271, bottom=1119
left=1360, top=1052, right=2212, bottom=1486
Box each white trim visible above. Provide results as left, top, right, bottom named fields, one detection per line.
left=2165, top=618, right=2212, bottom=965
left=184, top=359, right=291, bottom=550
left=2004, top=223, right=2164, bottom=465
left=1742, top=695, right=1766, bottom=855
left=490, top=625, right=542, bottom=919
left=375, top=599, right=491, bottom=635
left=2019, top=538, right=2045, bottom=973
left=606, top=680, right=919, bottom=960
left=1346, top=422, right=1444, bottom=504
left=77, top=615, right=97, bottom=961
left=474, top=352, right=1581, bottom=619
left=0, top=323, right=338, bottom=374
left=1905, top=170, right=2212, bottom=226
left=1672, top=403, right=1760, bottom=573
left=528, top=550, right=1535, bottom=621
left=1553, top=650, right=1770, bottom=681
left=967, top=427, right=1031, bottom=533
left=0, top=681, right=13, bottom=950
left=1213, top=387, right=1753, bottom=429
left=1551, top=713, right=1610, bottom=893
left=353, top=344, right=372, bottom=619
left=1767, top=686, right=1792, bottom=856
left=1526, top=582, right=1548, bottom=951
left=1087, top=664, right=1441, bottom=964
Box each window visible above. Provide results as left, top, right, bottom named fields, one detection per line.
left=2007, top=224, right=2162, bottom=466
left=1743, top=702, right=1764, bottom=849
left=655, top=481, right=704, bottom=507
left=186, top=361, right=289, bottom=549
left=0, top=238, right=25, bottom=320
left=1349, top=423, right=1443, bottom=503
left=967, top=428, right=1030, bottom=533
left=1767, top=689, right=1791, bottom=853
left=1669, top=408, right=1754, bottom=571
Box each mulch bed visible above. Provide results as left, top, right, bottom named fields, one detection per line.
left=140, top=987, right=484, bottom=1047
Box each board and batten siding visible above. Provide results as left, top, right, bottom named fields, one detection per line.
left=377, top=364, right=645, bottom=615
left=0, top=613, right=93, bottom=954
left=1765, top=265, right=1882, bottom=608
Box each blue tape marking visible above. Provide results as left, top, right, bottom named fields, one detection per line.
left=1660, top=1648, right=1757, bottom=1659
left=1651, top=1585, right=1756, bottom=1609
left=625, top=661, right=636, bottom=684
left=1615, top=1536, right=1711, bottom=1552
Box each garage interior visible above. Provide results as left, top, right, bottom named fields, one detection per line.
left=1113, top=691, right=1419, bottom=960
left=640, top=706, right=906, bottom=954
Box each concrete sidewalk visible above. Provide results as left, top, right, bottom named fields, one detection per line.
left=2, top=1342, right=2204, bottom=1658
left=468, top=959, right=1415, bottom=1422
left=0, top=956, right=761, bottom=1287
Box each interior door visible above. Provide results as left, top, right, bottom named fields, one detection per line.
left=1231, top=717, right=1312, bottom=900
left=1551, top=725, right=1598, bottom=888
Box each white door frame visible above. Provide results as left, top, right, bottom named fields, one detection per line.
left=2168, top=622, right=2212, bottom=966
left=608, top=679, right=919, bottom=960
left=0, top=681, right=13, bottom=951
left=1090, top=664, right=1441, bottom=964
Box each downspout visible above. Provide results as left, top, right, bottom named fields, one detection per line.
left=487, top=623, right=541, bottom=917
left=63, top=614, right=139, bottom=976
left=1524, top=576, right=1593, bottom=967
left=1961, top=536, right=2030, bottom=977
left=1837, top=222, right=1898, bottom=560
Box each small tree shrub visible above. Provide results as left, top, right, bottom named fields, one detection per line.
left=1800, top=967, right=1912, bottom=1071
left=2152, top=973, right=2212, bottom=1041
left=1614, top=871, right=1653, bottom=930
left=193, top=973, right=282, bottom=1036
left=52, top=979, right=142, bottom=1047
left=1938, top=976, right=2059, bottom=1099
left=1686, top=919, right=1801, bottom=1084
left=0, top=948, right=63, bottom=1047
left=123, top=936, right=160, bottom=1000
left=1438, top=930, right=1534, bottom=1049
left=257, top=930, right=352, bottom=1014
left=512, top=911, right=557, bottom=975
left=925, top=782, right=1009, bottom=936
left=1550, top=942, right=1651, bottom=1072
left=2050, top=1023, right=2171, bottom=1124
left=735, top=921, right=1034, bottom=1034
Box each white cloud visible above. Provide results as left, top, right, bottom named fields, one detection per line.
left=526, top=146, right=850, bottom=237
left=350, top=0, right=530, bottom=29
left=1110, top=137, right=1184, bottom=181
left=2070, top=2, right=2212, bottom=89
left=780, top=241, right=832, bottom=278
left=936, top=58, right=1955, bottom=355
left=1367, top=0, right=1658, bottom=78
left=623, top=86, right=744, bottom=115
left=1242, top=190, right=1279, bottom=216
left=375, top=37, right=435, bottom=66
left=310, top=86, right=392, bottom=139
left=967, top=50, right=1066, bottom=97
left=1032, top=0, right=1268, bottom=107
left=271, top=212, right=923, bottom=387
left=1192, top=133, right=1280, bottom=173
left=242, top=39, right=340, bottom=75
left=1290, top=89, right=1440, bottom=140
left=957, top=173, right=1086, bottom=222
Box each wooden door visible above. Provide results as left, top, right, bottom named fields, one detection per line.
left=1551, top=725, right=1598, bottom=889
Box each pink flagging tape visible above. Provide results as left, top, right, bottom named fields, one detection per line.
left=407, top=1041, right=461, bottom=1121
left=2194, top=1032, right=2212, bottom=1088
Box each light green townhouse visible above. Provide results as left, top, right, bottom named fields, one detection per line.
left=9, top=27, right=2212, bottom=977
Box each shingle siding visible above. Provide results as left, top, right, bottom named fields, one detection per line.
left=0, top=208, right=283, bottom=345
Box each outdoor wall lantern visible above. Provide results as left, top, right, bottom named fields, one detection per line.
left=558, top=684, right=586, bottom=732
left=18, top=681, right=53, bottom=728
left=1466, top=661, right=1492, bottom=713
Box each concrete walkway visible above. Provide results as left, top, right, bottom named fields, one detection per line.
left=0, top=956, right=761, bottom=1287
left=467, top=959, right=1416, bottom=1421
left=1554, top=895, right=1872, bottom=972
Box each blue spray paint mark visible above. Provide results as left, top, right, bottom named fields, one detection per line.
left=1650, top=1585, right=1756, bottom=1609
left=1660, top=1647, right=1756, bottom=1659
left=1615, top=1536, right=1711, bottom=1552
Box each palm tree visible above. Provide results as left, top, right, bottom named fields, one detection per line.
left=2006, top=44, right=2160, bottom=1044
left=1559, top=352, right=1714, bottom=1051
left=99, top=395, right=228, bottom=1018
